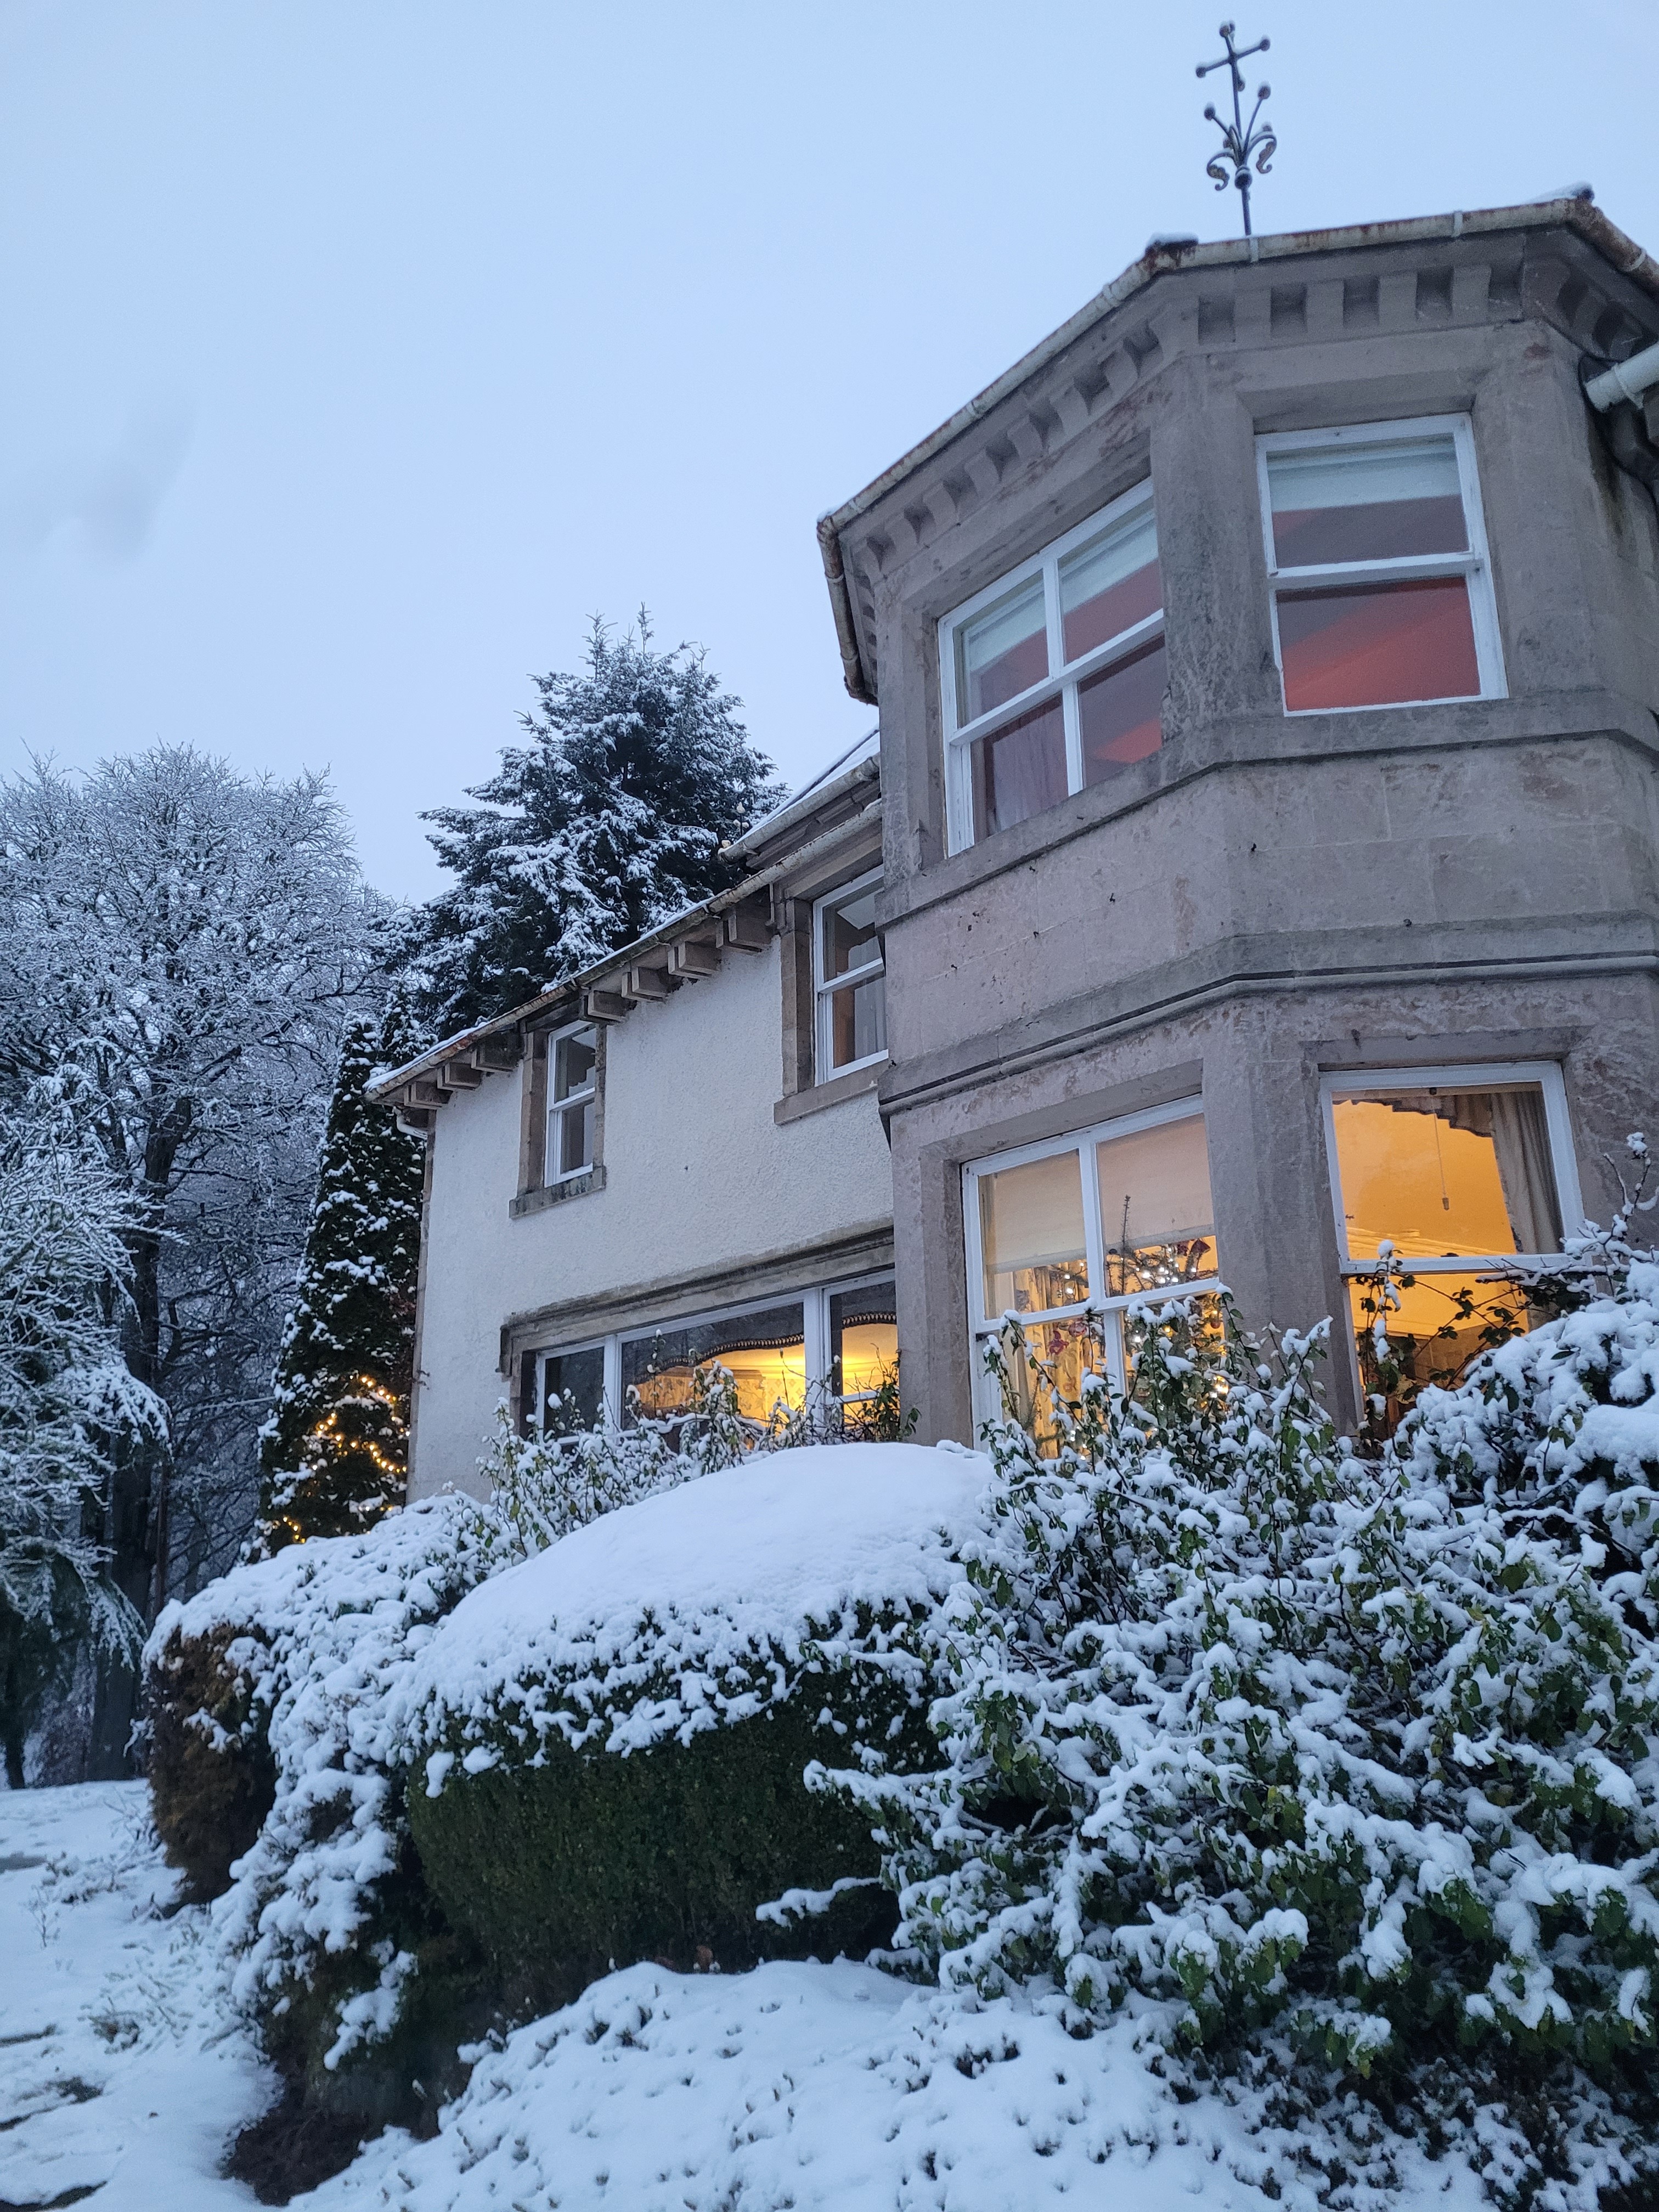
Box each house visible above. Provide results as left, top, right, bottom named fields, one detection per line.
left=375, top=740, right=895, bottom=1497
left=375, top=191, right=1659, bottom=1487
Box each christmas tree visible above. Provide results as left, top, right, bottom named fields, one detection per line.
left=408, top=613, right=785, bottom=1035
left=254, top=997, right=425, bottom=1551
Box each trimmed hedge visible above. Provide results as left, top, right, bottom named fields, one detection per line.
left=145, top=1622, right=276, bottom=1900
left=410, top=1686, right=902, bottom=2018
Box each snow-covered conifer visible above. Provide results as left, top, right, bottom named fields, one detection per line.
left=255, top=995, right=425, bottom=1553
left=409, top=615, right=785, bottom=1034
left=0, top=1115, right=166, bottom=1786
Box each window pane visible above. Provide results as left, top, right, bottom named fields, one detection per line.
left=554, top=1026, right=596, bottom=1102
left=830, top=1282, right=898, bottom=1399
left=1059, top=506, right=1160, bottom=662
left=1277, top=577, right=1480, bottom=709
left=623, top=1302, right=808, bottom=1427
left=1330, top=1087, right=1563, bottom=1260
left=957, top=579, right=1048, bottom=724
left=1096, top=1116, right=1217, bottom=1297
left=1079, top=635, right=1166, bottom=782
left=543, top=1346, right=605, bottom=1433
left=983, top=1315, right=1104, bottom=1458
left=821, top=883, right=880, bottom=980
left=553, top=1096, right=594, bottom=1177
left=1349, top=1269, right=1541, bottom=1436
left=979, top=1150, right=1089, bottom=1318
left=829, top=972, right=887, bottom=1069
left=969, top=695, right=1067, bottom=842
left=1267, top=437, right=1468, bottom=567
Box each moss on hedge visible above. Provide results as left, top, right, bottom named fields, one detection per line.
left=145, top=1622, right=276, bottom=1900
left=410, top=1686, right=902, bottom=2018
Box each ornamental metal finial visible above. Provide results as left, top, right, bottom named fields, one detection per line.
left=1196, top=22, right=1276, bottom=237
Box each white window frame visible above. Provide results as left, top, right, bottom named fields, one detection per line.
left=961, top=1096, right=1220, bottom=1429
left=535, top=1273, right=898, bottom=1434
left=1320, top=1060, right=1582, bottom=1272
left=1256, top=413, right=1507, bottom=714
left=545, top=1019, right=597, bottom=1187
left=937, top=478, right=1162, bottom=856
left=813, top=867, right=887, bottom=1081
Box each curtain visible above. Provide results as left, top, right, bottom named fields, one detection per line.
left=1381, top=1087, right=1561, bottom=1256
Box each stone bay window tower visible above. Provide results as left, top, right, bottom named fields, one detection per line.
left=817, top=195, right=1659, bottom=1441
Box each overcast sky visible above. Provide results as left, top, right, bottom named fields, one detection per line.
left=3, top=0, right=1656, bottom=901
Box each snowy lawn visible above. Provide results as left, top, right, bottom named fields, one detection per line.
left=1, top=1780, right=1499, bottom=2212
left=0, top=1780, right=272, bottom=2211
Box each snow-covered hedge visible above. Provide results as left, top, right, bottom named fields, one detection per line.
left=819, top=1258, right=1659, bottom=2196
left=407, top=1444, right=986, bottom=2008
left=144, top=1493, right=500, bottom=2088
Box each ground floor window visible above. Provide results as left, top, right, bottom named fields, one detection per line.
left=533, top=1273, right=898, bottom=1441
left=963, top=1101, right=1219, bottom=1447
left=1321, top=1062, right=1582, bottom=1432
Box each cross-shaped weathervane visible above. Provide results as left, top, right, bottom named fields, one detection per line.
left=1197, top=22, right=1277, bottom=238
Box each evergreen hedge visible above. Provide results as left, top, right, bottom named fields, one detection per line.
left=409, top=1679, right=906, bottom=2019
left=146, top=1621, right=276, bottom=1899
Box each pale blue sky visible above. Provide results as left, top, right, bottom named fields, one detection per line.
left=3, top=0, right=1655, bottom=898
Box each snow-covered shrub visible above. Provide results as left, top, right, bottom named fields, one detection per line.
left=473, top=1363, right=747, bottom=1558
left=407, top=1445, right=985, bottom=2015
left=145, top=1492, right=502, bottom=2092
left=820, top=1284, right=1659, bottom=2192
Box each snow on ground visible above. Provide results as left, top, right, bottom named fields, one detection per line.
left=0, top=1780, right=272, bottom=2211
left=300, top=1961, right=1492, bottom=2212
left=2, top=1781, right=1497, bottom=2212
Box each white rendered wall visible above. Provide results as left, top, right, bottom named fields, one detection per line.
left=409, top=939, right=894, bottom=1498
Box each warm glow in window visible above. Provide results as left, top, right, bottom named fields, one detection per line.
left=1326, top=1073, right=1572, bottom=1437
left=623, top=1303, right=808, bottom=1427
left=1096, top=1114, right=1217, bottom=1295
left=967, top=1107, right=1220, bottom=1432
left=1330, top=1088, right=1563, bottom=1261
left=979, top=1150, right=1090, bottom=1318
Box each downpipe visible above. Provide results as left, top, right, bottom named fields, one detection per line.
left=1581, top=338, right=1659, bottom=490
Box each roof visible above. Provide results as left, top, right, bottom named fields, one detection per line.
left=816, top=196, right=1659, bottom=704
left=371, top=738, right=885, bottom=1107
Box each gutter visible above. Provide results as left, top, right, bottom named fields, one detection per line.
left=1582, top=337, right=1659, bottom=490
left=721, top=748, right=880, bottom=859
left=817, top=197, right=1659, bottom=703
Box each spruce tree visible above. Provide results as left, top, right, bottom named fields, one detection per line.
left=255, top=997, right=425, bottom=1553
left=409, top=613, right=786, bottom=1035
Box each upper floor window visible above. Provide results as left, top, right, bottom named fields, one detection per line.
left=1322, top=1062, right=1581, bottom=1432
left=1259, top=416, right=1504, bottom=714
left=815, top=870, right=887, bottom=1077
left=939, top=482, right=1164, bottom=854
left=546, top=1021, right=597, bottom=1183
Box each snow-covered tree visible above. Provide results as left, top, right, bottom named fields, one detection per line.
left=255, top=997, right=425, bottom=1553
left=823, top=1257, right=1659, bottom=2188
left=408, top=615, right=785, bottom=1035
left=0, top=747, right=382, bottom=1631
left=0, top=1114, right=166, bottom=1787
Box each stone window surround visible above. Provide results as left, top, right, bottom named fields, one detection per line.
left=514, top=1015, right=607, bottom=1215
left=812, top=864, right=887, bottom=1084
left=776, top=830, right=886, bottom=1118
